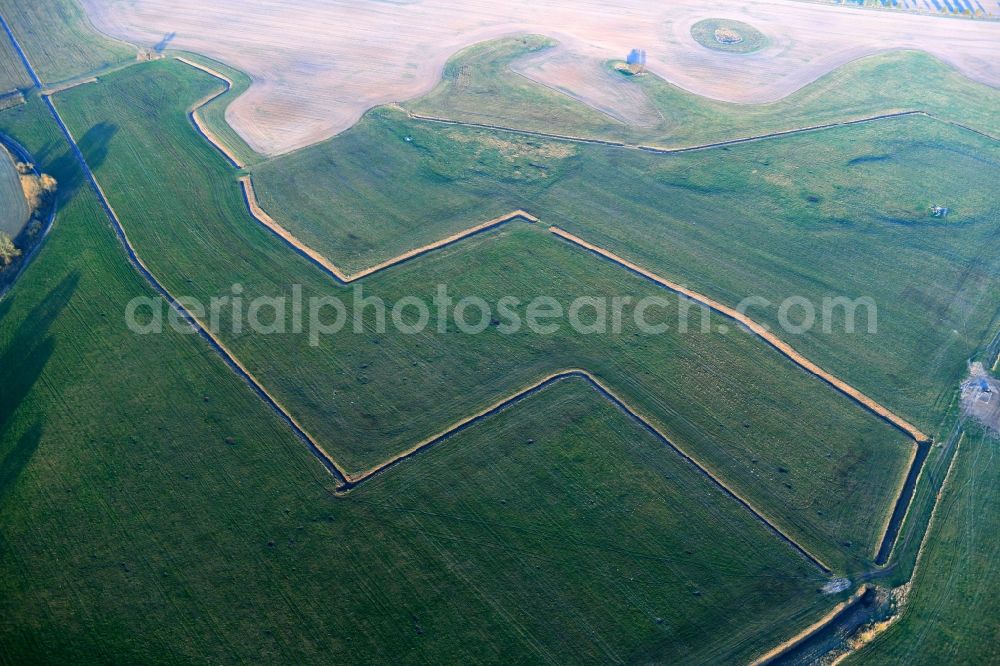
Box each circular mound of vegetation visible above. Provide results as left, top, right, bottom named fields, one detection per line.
left=690, top=19, right=768, bottom=54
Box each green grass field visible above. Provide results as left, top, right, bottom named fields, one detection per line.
left=52, top=58, right=920, bottom=571
left=258, top=88, right=1000, bottom=438
left=0, top=93, right=834, bottom=664
left=0, top=0, right=135, bottom=84
left=0, top=145, right=26, bottom=236
left=409, top=38, right=1000, bottom=148
left=847, top=427, right=1000, bottom=664
left=2, top=15, right=998, bottom=662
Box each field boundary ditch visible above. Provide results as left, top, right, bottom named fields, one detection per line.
left=16, top=24, right=937, bottom=581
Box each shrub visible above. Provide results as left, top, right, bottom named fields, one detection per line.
left=0, top=232, right=20, bottom=267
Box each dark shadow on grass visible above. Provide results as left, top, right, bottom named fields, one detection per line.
left=0, top=273, right=80, bottom=501
left=0, top=421, right=42, bottom=508
left=41, top=122, right=118, bottom=205
left=29, top=139, right=59, bottom=169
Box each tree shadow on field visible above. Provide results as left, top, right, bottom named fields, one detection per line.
left=0, top=421, right=42, bottom=509
left=30, top=122, right=119, bottom=207
left=153, top=32, right=176, bottom=53
left=0, top=272, right=80, bottom=504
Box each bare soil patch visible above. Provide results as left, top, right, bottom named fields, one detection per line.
left=961, top=363, right=1000, bottom=434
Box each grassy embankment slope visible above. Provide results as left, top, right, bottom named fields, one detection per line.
left=0, top=96, right=831, bottom=663
left=0, top=98, right=836, bottom=664
left=54, top=58, right=917, bottom=571
left=410, top=35, right=620, bottom=137
left=170, top=50, right=263, bottom=168
left=258, top=93, right=1000, bottom=440
left=409, top=37, right=999, bottom=147
left=848, top=427, right=1000, bottom=665
left=0, top=0, right=135, bottom=84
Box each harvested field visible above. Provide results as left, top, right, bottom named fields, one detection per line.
left=79, top=0, right=1000, bottom=154
left=411, top=40, right=1000, bottom=151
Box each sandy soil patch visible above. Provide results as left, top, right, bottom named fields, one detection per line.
left=79, top=0, right=999, bottom=156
